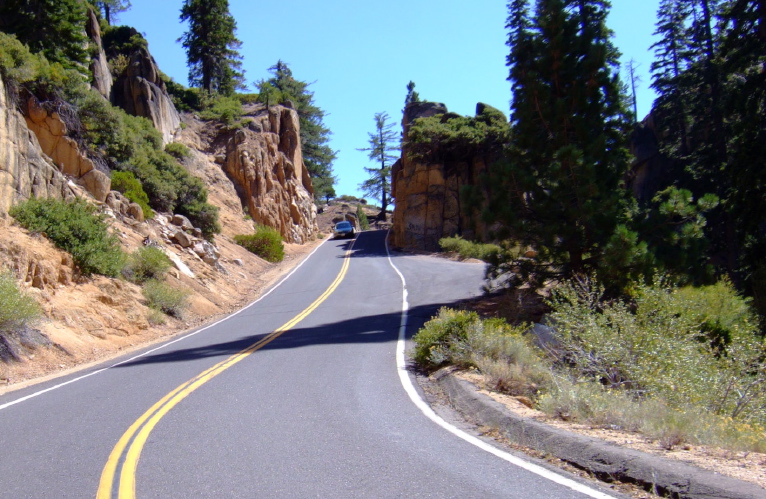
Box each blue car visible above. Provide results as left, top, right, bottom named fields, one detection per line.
left=333, top=221, right=355, bottom=239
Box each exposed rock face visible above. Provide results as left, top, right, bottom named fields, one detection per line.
left=0, top=77, right=77, bottom=213
left=390, top=102, right=499, bottom=251
left=23, top=96, right=111, bottom=202
left=221, top=105, right=317, bottom=243
left=112, top=46, right=180, bottom=144
left=86, top=8, right=113, bottom=99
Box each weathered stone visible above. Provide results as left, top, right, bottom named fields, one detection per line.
left=0, top=77, right=77, bottom=214
left=79, top=169, right=111, bottom=202
left=171, top=229, right=193, bottom=248
left=86, top=8, right=113, bottom=99
left=391, top=102, right=501, bottom=251
left=127, top=202, right=144, bottom=222
left=221, top=105, right=317, bottom=244
left=112, top=46, right=180, bottom=145
left=171, top=214, right=193, bottom=230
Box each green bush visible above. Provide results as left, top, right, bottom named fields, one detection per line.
left=0, top=270, right=42, bottom=333
left=165, top=142, right=191, bottom=160
left=356, top=205, right=369, bottom=230
left=199, top=94, right=243, bottom=124
left=234, top=226, right=285, bottom=263
left=439, top=236, right=500, bottom=262
left=406, top=103, right=510, bottom=162
left=142, top=280, right=190, bottom=318
left=10, top=198, right=126, bottom=277
left=547, top=276, right=766, bottom=422
left=122, top=247, right=171, bottom=284
left=111, top=171, right=153, bottom=219
left=412, top=308, right=480, bottom=368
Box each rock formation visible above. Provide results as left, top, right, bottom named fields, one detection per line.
left=220, top=105, right=317, bottom=244
left=0, top=77, right=78, bottom=213
left=23, top=96, right=111, bottom=202
left=112, top=45, right=180, bottom=145
left=86, top=8, right=113, bottom=100
left=390, top=102, right=503, bottom=251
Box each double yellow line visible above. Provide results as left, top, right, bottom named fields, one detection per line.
left=97, top=244, right=354, bottom=499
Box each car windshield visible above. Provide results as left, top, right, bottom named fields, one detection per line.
left=336, top=222, right=351, bottom=229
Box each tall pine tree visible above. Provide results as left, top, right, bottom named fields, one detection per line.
left=486, top=0, right=633, bottom=288
left=179, top=0, right=244, bottom=95
left=0, top=0, right=90, bottom=70
left=359, top=112, right=398, bottom=218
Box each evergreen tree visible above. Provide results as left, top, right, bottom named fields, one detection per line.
left=179, top=0, right=244, bottom=95
left=0, top=0, right=89, bottom=70
left=403, top=80, right=420, bottom=112
left=264, top=61, right=336, bottom=201
left=359, top=112, right=399, bottom=218
left=486, top=0, right=633, bottom=288
left=91, top=0, right=131, bottom=25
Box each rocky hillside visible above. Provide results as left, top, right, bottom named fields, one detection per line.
left=0, top=21, right=322, bottom=388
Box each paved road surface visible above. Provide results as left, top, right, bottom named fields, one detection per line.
left=0, top=230, right=618, bottom=498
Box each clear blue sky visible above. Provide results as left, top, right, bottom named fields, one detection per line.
left=120, top=1, right=661, bottom=200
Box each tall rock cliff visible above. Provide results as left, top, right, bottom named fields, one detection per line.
left=86, top=8, right=113, bottom=100
left=112, top=45, right=180, bottom=145
left=0, top=77, right=78, bottom=213
left=391, top=102, right=505, bottom=251
left=215, top=105, right=317, bottom=244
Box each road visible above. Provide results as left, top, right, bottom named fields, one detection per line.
left=0, top=230, right=617, bottom=498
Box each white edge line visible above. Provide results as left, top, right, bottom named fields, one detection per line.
left=0, top=237, right=331, bottom=412
left=383, top=231, right=615, bottom=499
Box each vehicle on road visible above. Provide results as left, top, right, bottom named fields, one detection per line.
left=333, top=221, right=355, bottom=239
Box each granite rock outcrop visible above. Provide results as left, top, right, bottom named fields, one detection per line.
left=0, top=77, right=78, bottom=213
left=112, top=45, right=180, bottom=145
left=390, top=102, right=504, bottom=251
left=219, top=105, right=317, bottom=244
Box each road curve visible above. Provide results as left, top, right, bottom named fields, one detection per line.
left=0, top=229, right=618, bottom=498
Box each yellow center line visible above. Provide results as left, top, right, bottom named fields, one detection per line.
left=97, top=244, right=354, bottom=499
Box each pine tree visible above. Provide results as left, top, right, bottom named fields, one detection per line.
left=359, top=112, right=399, bottom=218
left=0, top=0, right=89, bottom=70
left=179, top=0, right=244, bottom=95
left=486, top=0, right=633, bottom=287
left=91, top=0, right=131, bottom=25
left=264, top=61, right=336, bottom=201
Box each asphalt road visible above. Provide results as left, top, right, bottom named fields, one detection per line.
left=0, top=229, right=618, bottom=498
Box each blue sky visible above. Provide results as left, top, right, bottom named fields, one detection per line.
left=120, top=1, right=661, bottom=200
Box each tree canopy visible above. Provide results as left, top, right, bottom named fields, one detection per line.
left=359, top=112, right=399, bottom=218
left=485, top=0, right=633, bottom=288
left=0, top=0, right=90, bottom=70
left=179, top=0, right=244, bottom=95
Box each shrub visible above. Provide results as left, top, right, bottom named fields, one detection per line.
left=165, top=142, right=191, bottom=160
left=198, top=94, right=243, bottom=124
left=439, top=236, right=500, bottom=262
left=405, top=104, right=510, bottom=162
left=234, top=226, right=285, bottom=263
left=10, top=198, right=126, bottom=277
left=0, top=270, right=42, bottom=333
left=122, top=247, right=171, bottom=284
left=547, top=276, right=766, bottom=422
left=142, top=280, right=190, bottom=318
left=356, top=205, right=369, bottom=230
left=111, top=171, right=153, bottom=219
left=411, top=308, right=480, bottom=368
